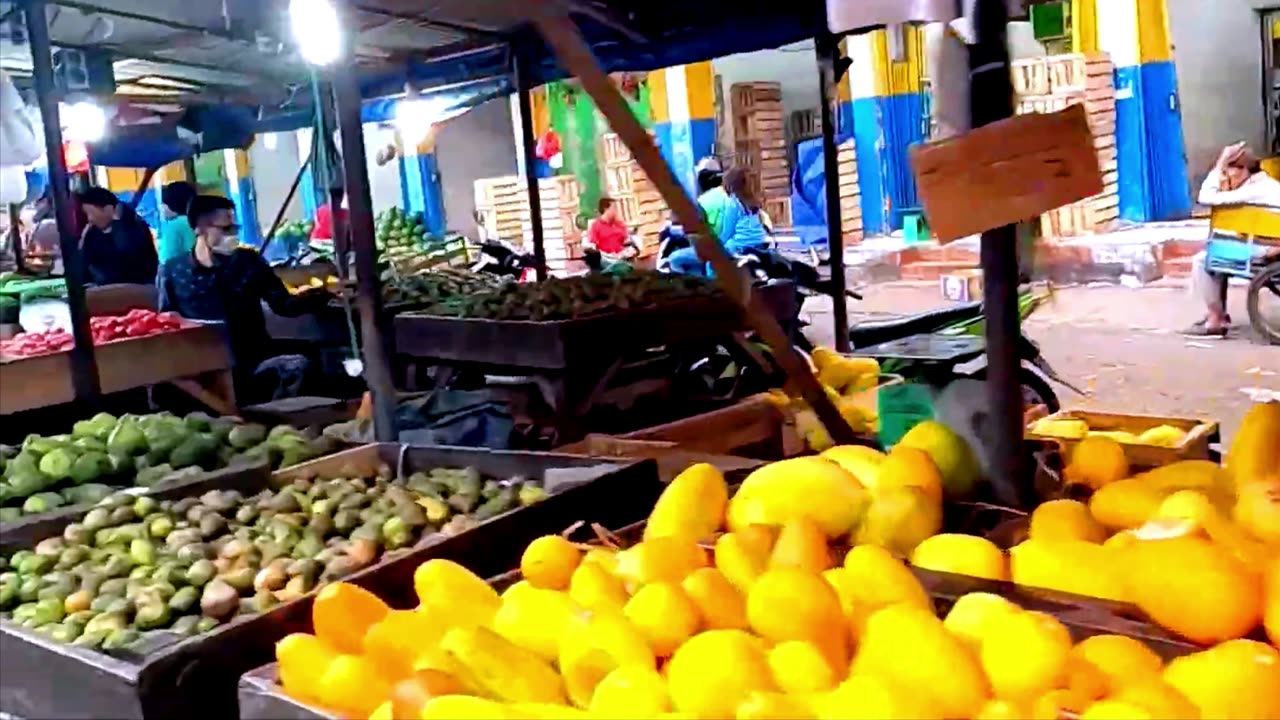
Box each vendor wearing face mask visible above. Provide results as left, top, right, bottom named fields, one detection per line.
left=158, top=195, right=330, bottom=400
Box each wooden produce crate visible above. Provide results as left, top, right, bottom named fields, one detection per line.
left=554, top=435, right=767, bottom=483
left=1026, top=409, right=1219, bottom=469
left=618, top=394, right=804, bottom=461
left=0, top=323, right=233, bottom=416
left=1014, top=53, right=1119, bottom=237
left=731, top=82, right=792, bottom=202
left=837, top=139, right=864, bottom=243
left=763, top=196, right=793, bottom=228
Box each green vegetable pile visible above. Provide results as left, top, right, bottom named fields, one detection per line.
left=413, top=272, right=725, bottom=321
left=275, top=219, right=315, bottom=245
left=380, top=267, right=505, bottom=308
left=0, top=413, right=336, bottom=524
left=0, top=467, right=549, bottom=652
left=375, top=208, right=468, bottom=275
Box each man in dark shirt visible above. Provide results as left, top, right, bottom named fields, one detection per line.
left=157, top=195, right=330, bottom=402
left=77, top=186, right=159, bottom=286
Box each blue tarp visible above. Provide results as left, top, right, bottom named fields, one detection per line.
left=791, top=132, right=861, bottom=249
left=88, top=104, right=258, bottom=168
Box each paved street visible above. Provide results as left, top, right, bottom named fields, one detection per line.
left=802, top=282, right=1279, bottom=443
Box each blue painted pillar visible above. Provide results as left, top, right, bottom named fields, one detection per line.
left=399, top=146, right=446, bottom=237
left=649, top=63, right=716, bottom=199
left=844, top=29, right=927, bottom=235
left=1100, top=0, right=1191, bottom=222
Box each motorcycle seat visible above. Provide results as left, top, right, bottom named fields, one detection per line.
left=847, top=301, right=983, bottom=349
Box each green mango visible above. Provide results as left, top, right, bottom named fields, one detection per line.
left=69, top=452, right=112, bottom=485
left=37, top=448, right=77, bottom=482
left=106, top=420, right=147, bottom=457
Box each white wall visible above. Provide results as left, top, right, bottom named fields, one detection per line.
left=1168, top=0, right=1266, bottom=189
left=435, top=97, right=518, bottom=237
left=248, top=134, right=304, bottom=231
left=363, top=123, right=402, bottom=214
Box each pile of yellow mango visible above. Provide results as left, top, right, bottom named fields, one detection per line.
left=764, top=347, right=883, bottom=449
left=269, top=403, right=1278, bottom=720
left=285, top=275, right=341, bottom=295
left=1032, top=416, right=1190, bottom=448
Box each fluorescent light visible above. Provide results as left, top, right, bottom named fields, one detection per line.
left=263, top=132, right=278, bottom=150
left=62, top=101, right=106, bottom=143
left=290, top=0, right=342, bottom=66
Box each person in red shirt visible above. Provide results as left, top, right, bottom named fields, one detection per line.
left=310, top=189, right=349, bottom=243
left=585, top=197, right=636, bottom=258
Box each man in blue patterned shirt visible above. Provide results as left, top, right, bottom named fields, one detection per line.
left=157, top=195, right=330, bottom=401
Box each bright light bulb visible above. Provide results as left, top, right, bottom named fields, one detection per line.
left=290, top=0, right=342, bottom=66
left=262, top=132, right=278, bottom=150
left=62, top=101, right=106, bottom=143
left=395, top=97, right=445, bottom=145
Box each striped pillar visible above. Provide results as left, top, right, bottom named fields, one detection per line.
left=223, top=148, right=262, bottom=246
left=843, top=27, right=928, bottom=235
left=648, top=62, right=716, bottom=198
left=102, top=166, right=163, bottom=232
left=398, top=134, right=447, bottom=237
left=1097, top=0, right=1191, bottom=222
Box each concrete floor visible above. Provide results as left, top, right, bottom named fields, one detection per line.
left=802, top=282, right=1279, bottom=443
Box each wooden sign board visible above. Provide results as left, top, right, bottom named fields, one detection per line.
left=910, top=104, right=1103, bottom=242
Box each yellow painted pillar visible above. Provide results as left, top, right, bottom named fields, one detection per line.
left=1072, top=0, right=1099, bottom=54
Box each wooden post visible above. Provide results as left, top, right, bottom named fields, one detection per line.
left=816, top=34, right=851, bottom=353
left=25, top=0, right=100, bottom=403
left=530, top=12, right=858, bottom=446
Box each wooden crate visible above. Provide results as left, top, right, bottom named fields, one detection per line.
left=1026, top=409, right=1218, bottom=470
left=1014, top=53, right=1117, bottom=237
left=601, top=133, right=632, bottom=164
left=763, top=197, right=792, bottom=228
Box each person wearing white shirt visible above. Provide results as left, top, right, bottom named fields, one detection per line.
left=1184, top=143, right=1280, bottom=338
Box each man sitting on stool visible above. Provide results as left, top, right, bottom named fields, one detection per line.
left=157, top=195, right=331, bottom=402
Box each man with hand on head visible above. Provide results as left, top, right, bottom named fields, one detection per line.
left=158, top=195, right=330, bottom=402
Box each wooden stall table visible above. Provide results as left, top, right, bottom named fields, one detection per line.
left=0, top=323, right=236, bottom=416
left=392, top=292, right=782, bottom=445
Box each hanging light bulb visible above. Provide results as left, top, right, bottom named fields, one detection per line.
left=395, top=97, right=446, bottom=146
left=61, top=101, right=106, bottom=142
left=290, top=0, right=342, bottom=66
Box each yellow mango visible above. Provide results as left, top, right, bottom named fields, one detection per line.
left=1227, top=401, right=1280, bottom=486
left=644, top=463, right=729, bottom=543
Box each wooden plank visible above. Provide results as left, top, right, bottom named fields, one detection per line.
left=911, top=105, right=1103, bottom=243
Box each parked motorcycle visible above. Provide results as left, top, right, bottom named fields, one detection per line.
left=470, top=239, right=538, bottom=282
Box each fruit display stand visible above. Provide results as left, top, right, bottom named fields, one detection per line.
left=0, top=443, right=660, bottom=720
left=1026, top=409, right=1220, bottom=469
left=393, top=293, right=768, bottom=442
left=0, top=324, right=236, bottom=417
left=232, top=515, right=1206, bottom=720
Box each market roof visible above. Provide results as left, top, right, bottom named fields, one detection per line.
left=0, top=0, right=829, bottom=116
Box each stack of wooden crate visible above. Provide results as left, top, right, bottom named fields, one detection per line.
left=474, top=175, right=583, bottom=273
left=731, top=82, right=792, bottom=226
left=1013, top=53, right=1119, bottom=237
left=600, top=133, right=667, bottom=258
left=836, top=139, right=863, bottom=243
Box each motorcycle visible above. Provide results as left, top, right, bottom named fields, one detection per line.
left=656, top=222, right=1071, bottom=411
left=470, top=238, right=538, bottom=282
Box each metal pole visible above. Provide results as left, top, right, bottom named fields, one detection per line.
left=25, top=0, right=101, bottom=402
left=816, top=34, right=850, bottom=353
left=514, top=41, right=548, bottom=280
left=261, top=155, right=311, bottom=252
left=329, top=7, right=398, bottom=443
left=969, top=0, right=1029, bottom=508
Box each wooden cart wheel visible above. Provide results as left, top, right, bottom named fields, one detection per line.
left=1247, top=259, right=1280, bottom=346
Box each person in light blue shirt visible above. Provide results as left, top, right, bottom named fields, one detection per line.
left=157, top=181, right=197, bottom=263
left=668, top=167, right=768, bottom=276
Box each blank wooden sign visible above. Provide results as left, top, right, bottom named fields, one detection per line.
left=910, top=104, right=1103, bottom=242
